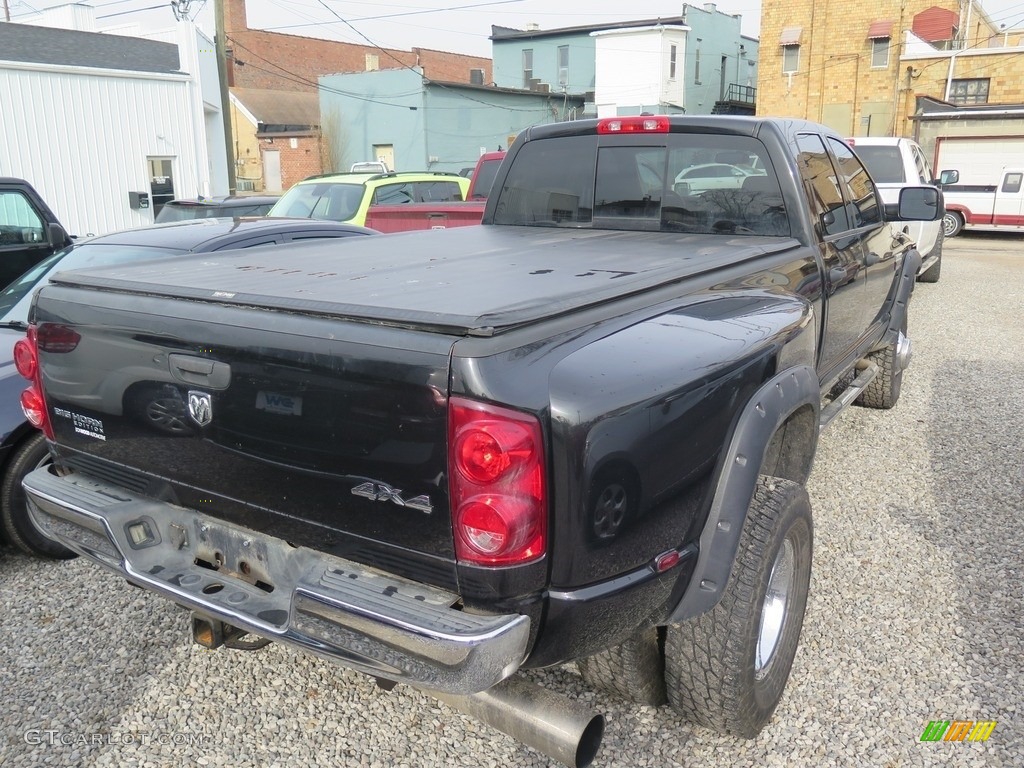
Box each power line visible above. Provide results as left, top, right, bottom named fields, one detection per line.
left=260, top=0, right=523, bottom=33
left=227, top=35, right=425, bottom=107
left=96, top=3, right=166, bottom=19
left=307, top=0, right=568, bottom=113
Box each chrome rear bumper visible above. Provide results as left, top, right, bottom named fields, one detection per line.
left=23, top=467, right=529, bottom=695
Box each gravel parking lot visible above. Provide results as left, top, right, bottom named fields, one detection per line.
left=1, top=233, right=1021, bottom=768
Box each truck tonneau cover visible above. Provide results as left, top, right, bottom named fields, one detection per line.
left=49, top=225, right=797, bottom=336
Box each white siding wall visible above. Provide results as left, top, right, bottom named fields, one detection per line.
left=0, top=63, right=199, bottom=237
left=659, top=31, right=688, bottom=108
left=139, top=24, right=229, bottom=199
left=594, top=27, right=688, bottom=117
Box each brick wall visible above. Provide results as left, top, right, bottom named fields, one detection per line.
left=264, top=135, right=323, bottom=191
left=415, top=48, right=492, bottom=84
left=225, top=0, right=490, bottom=91
left=756, top=0, right=1024, bottom=136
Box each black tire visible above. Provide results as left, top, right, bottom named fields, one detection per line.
left=942, top=211, right=963, bottom=238
left=664, top=477, right=812, bottom=738
left=918, top=229, right=942, bottom=283
left=856, top=313, right=907, bottom=410
left=577, top=627, right=667, bottom=706
left=1, top=432, right=76, bottom=559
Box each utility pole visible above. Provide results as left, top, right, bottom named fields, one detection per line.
left=215, top=0, right=237, bottom=194
left=3, top=0, right=11, bottom=23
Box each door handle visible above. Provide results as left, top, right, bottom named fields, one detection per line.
left=168, top=354, right=231, bottom=389
left=829, top=267, right=847, bottom=285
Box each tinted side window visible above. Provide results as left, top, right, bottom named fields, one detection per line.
left=827, top=137, right=881, bottom=227
left=912, top=146, right=932, bottom=184
left=854, top=146, right=905, bottom=183
left=470, top=159, right=501, bottom=199
left=1002, top=173, right=1022, bottom=194
left=415, top=181, right=463, bottom=202
left=373, top=183, right=415, bottom=205
left=796, top=134, right=849, bottom=236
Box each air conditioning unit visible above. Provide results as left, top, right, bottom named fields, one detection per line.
left=237, top=179, right=256, bottom=191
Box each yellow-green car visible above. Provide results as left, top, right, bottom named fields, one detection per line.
left=267, top=171, right=470, bottom=227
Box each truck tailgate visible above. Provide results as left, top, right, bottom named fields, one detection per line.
left=33, top=284, right=460, bottom=588
left=364, top=201, right=485, bottom=233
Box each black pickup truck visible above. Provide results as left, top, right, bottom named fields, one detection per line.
left=0, top=178, right=70, bottom=289
left=18, top=116, right=940, bottom=767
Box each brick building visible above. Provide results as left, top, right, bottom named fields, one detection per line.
left=221, top=0, right=493, bottom=189
left=223, top=0, right=492, bottom=91
left=756, top=0, right=1024, bottom=137
left=231, top=88, right=322, bottom=192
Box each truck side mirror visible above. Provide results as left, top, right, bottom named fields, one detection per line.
left=938, top=169, right=958, bottom=186
left=896, top=187, right=944, bottom=221
left=47, top=222, right=69, bottom=249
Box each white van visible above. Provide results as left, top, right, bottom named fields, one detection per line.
left=847, top=137, right=943, bottom=283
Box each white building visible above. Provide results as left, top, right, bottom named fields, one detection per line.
left=0, top=6, right=228, bottom=236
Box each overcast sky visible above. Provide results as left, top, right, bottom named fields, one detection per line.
left=10, top=0, right=1024, bottom=59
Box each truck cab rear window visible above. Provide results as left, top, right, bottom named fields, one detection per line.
left=492, top=134, right=787, bottom=236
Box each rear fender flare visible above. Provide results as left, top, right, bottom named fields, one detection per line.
left=668, top=363, right=819, bottom=623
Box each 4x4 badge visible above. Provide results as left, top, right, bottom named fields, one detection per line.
left=187, top=390, right=213, bottom=426
left=351, top=482, right=433, bottom=515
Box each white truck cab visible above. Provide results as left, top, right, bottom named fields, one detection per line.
left=847, top=137, right=943, bottom=283
left=938, top=167, right=1024, bottom=237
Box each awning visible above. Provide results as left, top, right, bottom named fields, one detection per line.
left=867, top=20, right=894, bottom=39
left=780, top=26, right=802, bottom=46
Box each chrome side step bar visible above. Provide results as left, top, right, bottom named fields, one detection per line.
left=819, top=359, right=879, bottom=432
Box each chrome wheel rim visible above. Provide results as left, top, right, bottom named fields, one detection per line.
left=145, top=397, right=190, bottom=434
left=755, top=538, right=795, bottom=679
left=593, top=483, right=628, bottom=539
left=941, top=213, right=959, bottom=237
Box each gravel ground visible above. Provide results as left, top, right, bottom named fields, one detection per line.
left=1, top=233, right=1021, bottom=768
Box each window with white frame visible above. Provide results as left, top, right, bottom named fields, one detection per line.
left=669, top=44, right=677, bottom=79
left=783, top=44, right=799, bottom=74
left=870, top=38, right=890, bottom=68
left=557, top=45, right=569, bottom=86
left=522, top=49, right=534, bottom=88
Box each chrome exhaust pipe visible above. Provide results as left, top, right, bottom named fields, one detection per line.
left=428, top=676, right=605, bottom=768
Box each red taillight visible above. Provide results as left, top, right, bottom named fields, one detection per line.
left=449, top=397, right=546, bottom=566
left=36, top=323, right=81, bottom=353
left=14, top=335, right=37, bottom=380
left=16, top=324, right=55, bottom=439
left=597, top=116, right=670, bottom=134
left=21, top=387, right=46, bottom=428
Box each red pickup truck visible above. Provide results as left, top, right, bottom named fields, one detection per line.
left=364, top=151, right=504, bottom=233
